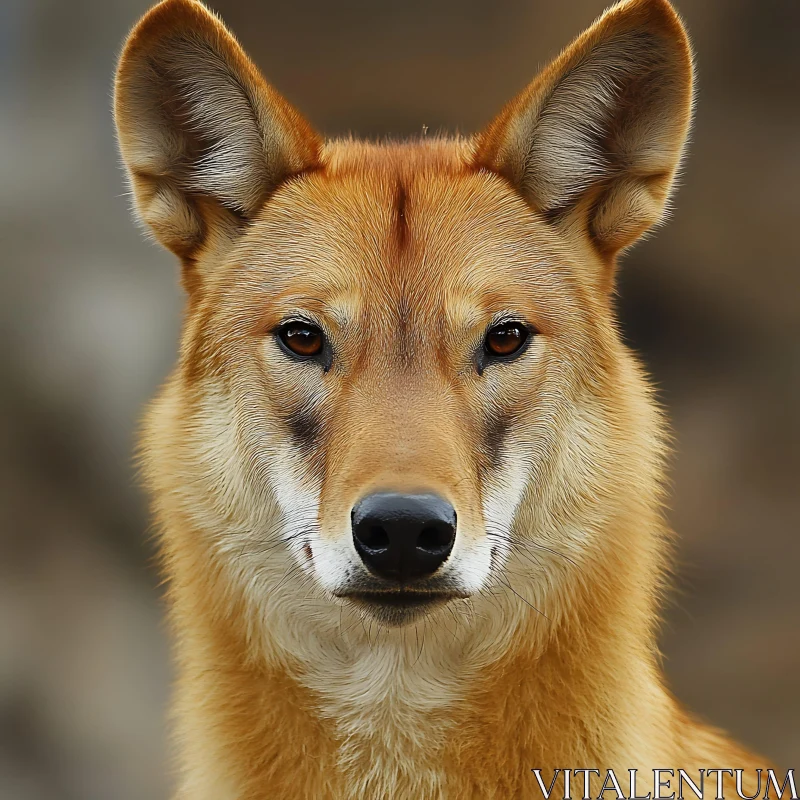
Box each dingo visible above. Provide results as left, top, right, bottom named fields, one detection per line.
left=114, top=0, right=772, bottom=796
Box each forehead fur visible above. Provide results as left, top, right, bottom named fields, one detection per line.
left=219, top=137, right=590, bottom=338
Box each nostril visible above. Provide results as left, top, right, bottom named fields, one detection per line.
left=360, top=525, right=390, bottom=552
left=417, top=525, right=454, bottom=554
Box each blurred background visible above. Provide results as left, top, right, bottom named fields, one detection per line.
left=0, top=0, right=797, bottom=796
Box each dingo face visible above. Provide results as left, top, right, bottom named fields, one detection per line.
left=181, top=145, right=605, bottom=624
left=116, top=0, right=692, bottom=630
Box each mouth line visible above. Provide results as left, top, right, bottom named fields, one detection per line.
left=338, top=590, right=463, bottom=609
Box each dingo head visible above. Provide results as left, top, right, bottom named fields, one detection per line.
left=116, top=0, right=692, bottom=630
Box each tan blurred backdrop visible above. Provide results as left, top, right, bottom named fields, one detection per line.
left=0, top=0, right=798, bottom=797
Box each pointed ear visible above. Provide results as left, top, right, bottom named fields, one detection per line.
left=113, top=0, right=321, bottom=279
left=473, top=0, right=693, bottom=286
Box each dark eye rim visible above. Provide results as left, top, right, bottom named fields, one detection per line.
left=274, top=319, right=328, bottom=364
left=477, top=320, right=537, bottom=372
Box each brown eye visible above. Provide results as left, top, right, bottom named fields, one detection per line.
left=277, top=321, right=324, bottom=358
left=484, top=322, right=529, bottom=359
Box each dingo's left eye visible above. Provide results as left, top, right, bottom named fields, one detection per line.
left=484, top=322, right=529, bottom=359
left=277, top=321, right=324, bottom=358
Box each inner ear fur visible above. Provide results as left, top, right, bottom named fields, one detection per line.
left=114, top=0, right=321, bottom=272
left=473, top=0, right=693, bottom=283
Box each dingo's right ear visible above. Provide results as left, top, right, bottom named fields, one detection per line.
left=114, top=0, right=320, bottom=279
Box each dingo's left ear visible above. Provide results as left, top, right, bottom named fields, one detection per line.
left=474, top=0, right=693, bottom=285
left=114, top=0, right=320, bottom=281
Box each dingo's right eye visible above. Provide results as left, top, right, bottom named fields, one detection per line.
left=277, top=321, right=325, bottom=359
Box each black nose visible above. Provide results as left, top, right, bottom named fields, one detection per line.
left=351, top=492, right=456, bottom=582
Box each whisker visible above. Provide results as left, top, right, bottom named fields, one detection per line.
left=497, top=575, right=551, bottom=622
